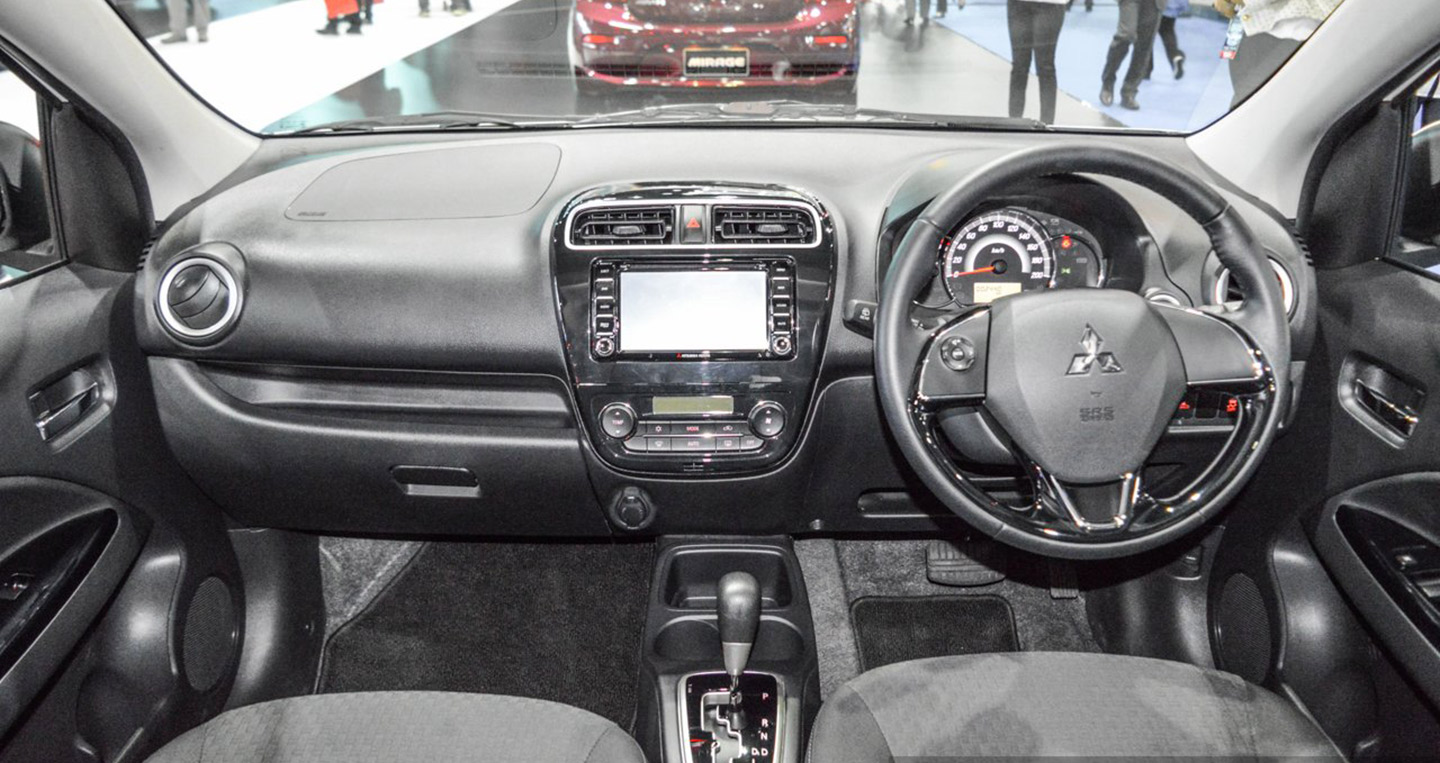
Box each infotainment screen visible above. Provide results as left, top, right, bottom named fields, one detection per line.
left=619, top=270, right=769, bottom=353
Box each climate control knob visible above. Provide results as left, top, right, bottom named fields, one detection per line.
left=748, top=402, right=787, bottom=439
left=599, top=403, right=637, bottom=439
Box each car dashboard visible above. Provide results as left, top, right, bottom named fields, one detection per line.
left=133, top=128, right=1315, bottom=538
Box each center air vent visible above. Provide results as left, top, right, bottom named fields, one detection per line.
left=714, top=205, right=816, bottom=245
left=157, top=256, right=243, bottom=342
left=571, top=206, right=675, bottom=247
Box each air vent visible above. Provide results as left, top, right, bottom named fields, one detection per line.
left=571, top=206, right=675, bottom=247
left=157, top=256, right=243, bottom=341
left=1213, top=259, right=1295, bottom=316
left=713, top=205, right=816, bottom=245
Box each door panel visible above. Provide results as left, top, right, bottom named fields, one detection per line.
left=0, top=85, right=247, bottom=760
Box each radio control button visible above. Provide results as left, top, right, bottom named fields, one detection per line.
left=593, top=337, right=616, bottom=357
left=772, top=314, right=793, bottom=333
left=675, top=437, right=713, bottom=453
left=769, top=278, right=794, bottom=297
left=740, top=435, right=764, bottom=451
left=594, top=316, right=615, bottom=334
left=593, top=279, right=616, bottom=299
left=749, top=402, right=787, bottom=438
left=594, top=298, right=616, bottom=317
left=716, top=436, right=741, bottom=452
left=771, top=262, right=794, bottom=277
left=594, top=264, right=616, bottom=279
left=771, top=298, right=792, bottom=316
left=770, top=335, right=794, bottom=356
left=647, top=437, right=673, bottom=452
left=599, top=403, right=636, bottom=439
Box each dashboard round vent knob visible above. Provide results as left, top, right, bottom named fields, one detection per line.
left=157, top=256, right=243, bottom=341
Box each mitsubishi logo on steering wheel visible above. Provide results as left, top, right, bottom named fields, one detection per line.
left=1066, top=325, right=1124, bottom=376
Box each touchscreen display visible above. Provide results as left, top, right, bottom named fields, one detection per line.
left=619, top=270, right=769, bottom=353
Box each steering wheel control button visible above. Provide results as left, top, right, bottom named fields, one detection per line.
left=593, top=336, right=616, bottom=357
left=599, top=403, right=636, bottom=439
left=771, top=335, right=794, bottom=356
left=917, top=312, right=990, bottom=404
left=940, top=336, right=977, bottom=371
left=748, top=402, right=786, bottom=438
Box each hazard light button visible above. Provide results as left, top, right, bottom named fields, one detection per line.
left=681, top=205, right=706, bottom=244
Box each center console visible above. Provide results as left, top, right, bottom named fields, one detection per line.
left=552, top=184, right=836, bottom=475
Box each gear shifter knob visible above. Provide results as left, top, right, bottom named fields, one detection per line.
left=717, top=571, right=760, bottom=686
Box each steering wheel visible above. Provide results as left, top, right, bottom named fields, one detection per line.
left=876, top=145, right=1291, bottom=560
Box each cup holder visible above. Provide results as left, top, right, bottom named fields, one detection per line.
left=653, top=618, right=804, bottom=663
left=660, top=548, right=795, bottom=609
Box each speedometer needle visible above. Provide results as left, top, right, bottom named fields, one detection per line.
left=951, top=266, right=996, bottom=277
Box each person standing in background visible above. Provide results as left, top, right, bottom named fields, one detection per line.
left=1215, top=0, right=1342, bottom=106
left=318, top=0, right=364, bottom=34
left=1157, top=0, right=1188, bottom=79
left=1007, top=0, right=1067, bottom=124
left=161, top=0, right=210, bottom=43
left=1100, top=0, right=1165, bottom=110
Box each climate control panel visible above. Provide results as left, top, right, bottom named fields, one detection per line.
left=585, top=392, right=796, bottom=473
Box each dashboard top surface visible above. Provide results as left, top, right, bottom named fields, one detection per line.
left=139, top=128, right=1311, bottom=377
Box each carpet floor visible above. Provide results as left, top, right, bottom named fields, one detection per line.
left=320, top=541, right=653, bottom=729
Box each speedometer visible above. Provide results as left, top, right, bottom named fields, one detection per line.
left=942, top=210, right=1053, bottom=305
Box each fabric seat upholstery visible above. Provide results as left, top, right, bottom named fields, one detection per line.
left=145, top=691, right=645, bottom=763
left=807, top=652, right=1343, bottom=761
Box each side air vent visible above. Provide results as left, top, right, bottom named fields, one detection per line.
left=1212, top=259, right=1296, bottom=317
left=713, top=205, right=817, bottom=245
left=571, top=206, right=675, bottom=247
left=157, top=256, right=243, bottom=341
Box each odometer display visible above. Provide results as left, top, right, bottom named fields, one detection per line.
left=943, top=211, right=1053, bottom=305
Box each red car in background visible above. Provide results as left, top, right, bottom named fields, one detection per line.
left=570, top=0, right=859, bottom=101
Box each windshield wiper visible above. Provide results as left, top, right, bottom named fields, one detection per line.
left=570, top=100, right=1049, bottom=131
left=278, top=110, right=573, bottom=135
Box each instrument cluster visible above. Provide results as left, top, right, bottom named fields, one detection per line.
left=917, top=207, right=1107, bottom=308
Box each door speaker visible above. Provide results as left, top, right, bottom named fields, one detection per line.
left=181, top=576, right=237, bottom=692
left=1216, top=572, right=1272, bottom=685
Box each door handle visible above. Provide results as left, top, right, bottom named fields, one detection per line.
left=1339, top=355, right=1426, bottom=445
left=1354, top=380, right=1421, bottom=438
left=27, top=368, right=101, bottom=441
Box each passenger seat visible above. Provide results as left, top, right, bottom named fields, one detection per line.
left=145, top=691, right=645, bottom=763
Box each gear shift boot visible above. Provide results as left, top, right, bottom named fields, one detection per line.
left=682, top=672, right=781, bottom=763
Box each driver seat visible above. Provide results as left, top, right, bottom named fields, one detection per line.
left=806, top=652, right=1342, bottom=761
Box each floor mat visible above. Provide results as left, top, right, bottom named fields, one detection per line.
left=321, top=541, right=653, bottom=729
left=851, top=595, right=1019, bottom=671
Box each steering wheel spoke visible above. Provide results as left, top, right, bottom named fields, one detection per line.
left=1154, top=305, right=1270, bottom=395
left=912, top=309, right=989, bottom=411
left=1029, top=463, right=1148, bottom=534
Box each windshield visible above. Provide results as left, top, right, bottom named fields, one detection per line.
left=100, top=0, right=1340, bottom=134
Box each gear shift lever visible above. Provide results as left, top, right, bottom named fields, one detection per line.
left=717, top=571, right=760, bottom=722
